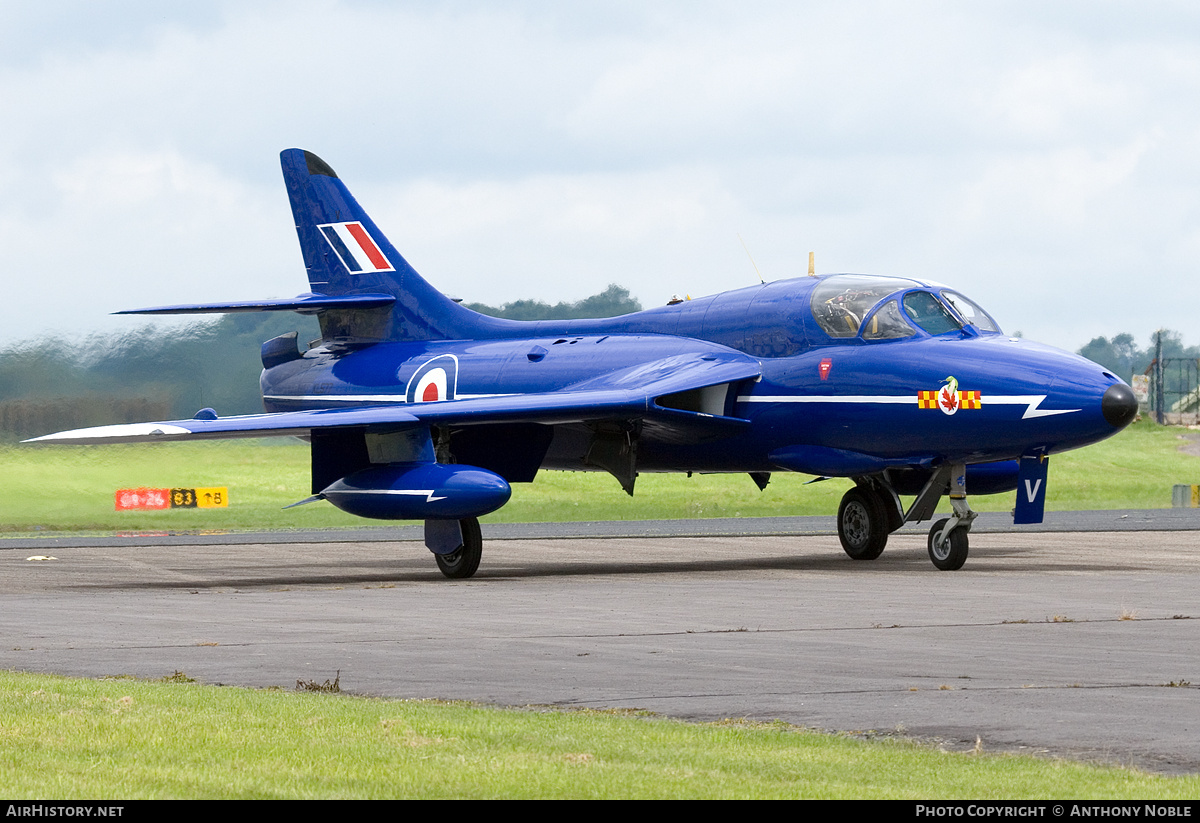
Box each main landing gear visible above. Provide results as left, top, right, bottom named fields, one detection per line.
left=836, top=486, right=891, bottom=560
left=428, top=517, right=483, bottom=579
left=835, top=463, right=977, bottom=571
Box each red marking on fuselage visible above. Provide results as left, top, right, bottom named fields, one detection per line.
left=423, top=383, right=439, bottom=402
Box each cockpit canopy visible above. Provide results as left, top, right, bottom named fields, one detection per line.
left=810, top=275, right=1001, bottom=341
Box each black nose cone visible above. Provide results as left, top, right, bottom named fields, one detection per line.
left=1102, top=383, right=1138, bottom=428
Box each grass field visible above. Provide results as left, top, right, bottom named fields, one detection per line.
left=2, top=671, right=1197, bottom=799
left=4, top=420, right=1198, bottom=798
left=3, top=418, right=1197, bottom=534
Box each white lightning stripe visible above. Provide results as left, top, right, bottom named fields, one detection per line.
left=738, top=394, right=1080, bottom=419
left=987, top=396, right=1080, bottom=419
left=330, top=489, right=446, bottom=503
left=263, top=393, right=512, bottom=403
left=737, top=395, right=912, bottom=404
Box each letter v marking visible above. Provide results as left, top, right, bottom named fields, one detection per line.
left=1024, top=478, right=1042, bottom=503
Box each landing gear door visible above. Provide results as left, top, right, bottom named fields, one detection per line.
left=1014, top=453, right=1049, bottom=525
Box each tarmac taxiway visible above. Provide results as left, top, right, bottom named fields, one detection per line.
left=2, top=512, right=1198, bottom=774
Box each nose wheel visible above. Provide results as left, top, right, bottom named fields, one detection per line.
left=925, top=464, right=976, bottom=571
left=927, top=518, right=969, bottom=570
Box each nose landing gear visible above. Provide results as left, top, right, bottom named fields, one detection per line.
left=927, top=517, right=970, bottom=570
left=926, top=465, right=977, bottom=570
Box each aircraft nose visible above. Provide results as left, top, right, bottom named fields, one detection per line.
left=1101, top=383, right=1137, bottom=429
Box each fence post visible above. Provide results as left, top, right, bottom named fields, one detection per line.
left=1155, top=330, right=1165, bottom=425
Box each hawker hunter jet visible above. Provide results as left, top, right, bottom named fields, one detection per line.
left=29, top=149, right=1138, bottom=577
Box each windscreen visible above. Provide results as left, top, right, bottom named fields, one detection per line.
left=902, top=291, right=963, bottom=336
left=940, top=290, right=1002, bottom=333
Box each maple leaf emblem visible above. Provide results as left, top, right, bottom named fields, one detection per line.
left=937, top=375, right=960, bottom=416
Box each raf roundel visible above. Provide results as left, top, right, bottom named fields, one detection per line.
left=405, top=355, right=459, bottom=403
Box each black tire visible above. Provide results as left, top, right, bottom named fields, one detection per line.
left=837, top=487, right=888, bottom=560
left=434, top=517, right=482, bottom=579
left=927, top=518, right=969, bottom=571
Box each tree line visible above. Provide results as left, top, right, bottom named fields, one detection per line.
left=1077, top=330, right=1199, bottom=382
left=463, top=283, right=641, bottom=321
left=0, top=285, right=642, bottom=440
left=2, top=282, right=1191, bottom=439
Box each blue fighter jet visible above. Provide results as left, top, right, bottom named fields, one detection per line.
left=29, top=149, right=1138, bottom=577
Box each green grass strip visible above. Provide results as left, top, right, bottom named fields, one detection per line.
left=1, top=671, right=1195, bottom=799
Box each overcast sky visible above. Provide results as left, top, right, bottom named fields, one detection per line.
left=2, top=1, right=1198, bottom=352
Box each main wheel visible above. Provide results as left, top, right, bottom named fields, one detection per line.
left=927, top=518, right=968, bottom=571
left=837, top=487, right=888, bottom=560
left=434, top=517, right=483, bottom=579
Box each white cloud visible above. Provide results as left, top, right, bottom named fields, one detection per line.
left=1, top=1, right=1199, bottom=352
left=0, top=149, right=294, bottom=341
left=366, top=167, right=735, bottom=306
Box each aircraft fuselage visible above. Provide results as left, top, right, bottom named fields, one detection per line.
left=260, top=275, right=1128, bottom=480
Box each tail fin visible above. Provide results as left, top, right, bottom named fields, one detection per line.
left=280, top=149, right=500, bottom=343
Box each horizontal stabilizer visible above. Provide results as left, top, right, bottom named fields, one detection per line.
left=115, top=292, right=396, bottom=316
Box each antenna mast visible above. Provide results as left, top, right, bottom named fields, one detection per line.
left=737, top=234, right=765, bottom=284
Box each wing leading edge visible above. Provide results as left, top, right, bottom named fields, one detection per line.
left=26, top=354, right=761, bottom=445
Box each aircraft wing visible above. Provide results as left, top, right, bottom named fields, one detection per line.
left=26, top=353, right=760, bottom=445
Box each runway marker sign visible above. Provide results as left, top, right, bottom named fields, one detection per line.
left=115, top=487, right=228, bottom=510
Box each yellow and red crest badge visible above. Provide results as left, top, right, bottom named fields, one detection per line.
left=918, top=376, right=981, bottom=415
